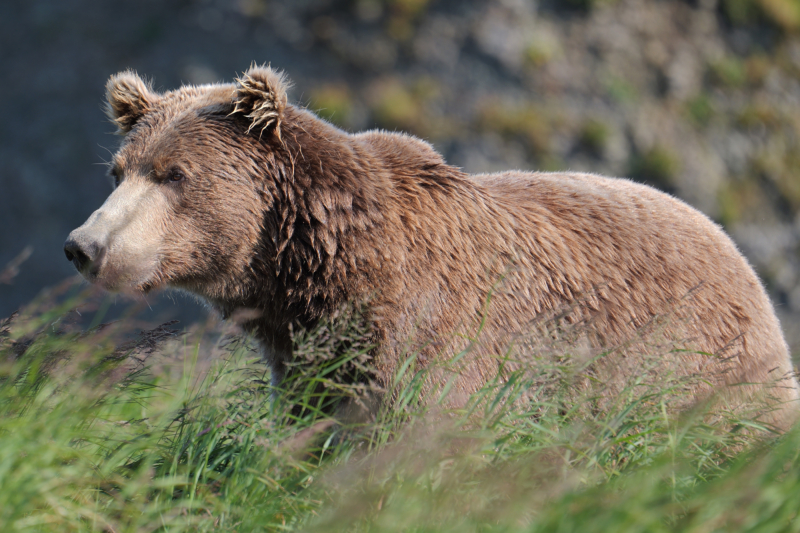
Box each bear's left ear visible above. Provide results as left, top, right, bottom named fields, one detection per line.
left=232, top=64, right=290, bottom=140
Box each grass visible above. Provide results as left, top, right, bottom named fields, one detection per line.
left=0, top=286, right=799, bottom=532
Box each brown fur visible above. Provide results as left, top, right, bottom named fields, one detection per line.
left=67, top=65, right=800, bottom=429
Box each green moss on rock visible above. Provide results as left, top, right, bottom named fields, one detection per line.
left=309, top=84, right=353, bottom=128
left=629, top=145, right=681, bottom=190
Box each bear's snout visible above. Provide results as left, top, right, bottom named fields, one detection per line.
left=64, top=231, right=106, bottom=276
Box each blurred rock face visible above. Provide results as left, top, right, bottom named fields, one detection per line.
left=4, top=0, right=800, bottom=349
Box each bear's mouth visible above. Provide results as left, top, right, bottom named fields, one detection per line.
left=70, top=248, right=162, bottom=295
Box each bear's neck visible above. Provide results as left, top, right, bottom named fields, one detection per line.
left=225, top=107, right=492, bottom=357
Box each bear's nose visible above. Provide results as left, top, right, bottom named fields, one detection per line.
left=64, top=233, right=105, bottom=273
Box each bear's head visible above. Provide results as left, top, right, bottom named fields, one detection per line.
left=64, top=65, right=296, bottom=307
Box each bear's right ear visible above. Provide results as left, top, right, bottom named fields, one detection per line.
left=232, top=64, right=290, bottom=140
left=105, top=71, right=159, bottom=134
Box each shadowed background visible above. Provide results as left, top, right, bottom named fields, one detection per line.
left=4, top=0, right=800, bottom=352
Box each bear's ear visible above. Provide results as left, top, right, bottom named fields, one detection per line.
left=232, top=64, right=290, bottom=140
left=105, top=70, right=159, bottom=134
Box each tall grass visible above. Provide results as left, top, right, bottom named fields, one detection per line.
left=0, top=286, right=798, bottom=532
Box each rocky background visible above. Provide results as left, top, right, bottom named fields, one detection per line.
left=4, top=0, right=800, bottom=351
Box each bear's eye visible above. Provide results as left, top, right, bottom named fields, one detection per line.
left=111, top=168, right=121, bottom=188
left=167, top=169, right=185, bottom=183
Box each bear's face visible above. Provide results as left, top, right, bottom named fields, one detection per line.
left=64, top=67, right=290, bottom=302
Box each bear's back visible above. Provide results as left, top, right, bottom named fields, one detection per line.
left=443, top=170, right=795, bottom=424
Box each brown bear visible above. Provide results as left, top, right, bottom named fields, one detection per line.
left=64, top=65, right=800, bottom=429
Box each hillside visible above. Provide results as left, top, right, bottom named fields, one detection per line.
left=3, top=0, right=800, bottom=349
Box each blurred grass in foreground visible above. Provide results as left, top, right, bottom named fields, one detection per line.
left=0, top=285, right=799, bottom=532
